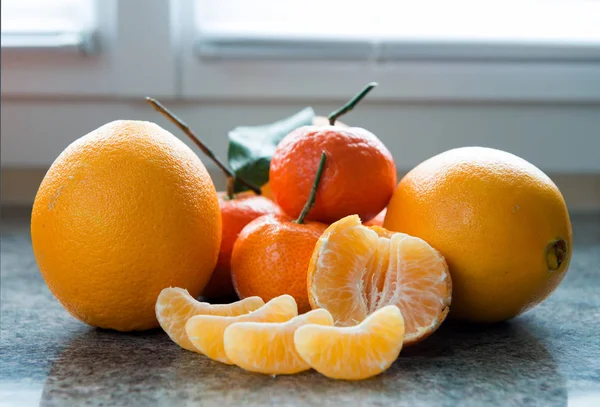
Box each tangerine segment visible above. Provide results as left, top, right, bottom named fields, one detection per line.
left=224, top=309, right=334, bottom=375
left=155, top=287, right=264, bottom=352
left=307, top=215, right=451, bottom=345
left=185, top=294, right=298, bottom=364
left=294, top=305, right=404, bottom=380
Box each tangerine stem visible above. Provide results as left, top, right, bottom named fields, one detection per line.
left=226, top=177, right=235, bottom=200
left=328, top=82, right=378, bottom=125
left=295, top=152, right=326, bottom=225
left=146, top=97, right=262, bottom=197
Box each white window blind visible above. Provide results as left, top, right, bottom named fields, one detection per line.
left=1, top=0, right=97, bottom=53
left=194, top=0, right=600, bottom=61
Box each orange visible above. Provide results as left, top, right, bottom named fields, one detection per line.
left=384, top=146, right=572, bottom=322
left=270, top=126, right=396, bottom=223
left=294, top=305, right=405, bottom=380
left=231, top=214, right=327, bottom=313
left=364, top=208, right=387, bottom=226
left=186, top=294, right=298, bottom=364
left=156, top=287, right=264, bottom=351
left=260, top=182, right=274, bottom=200
left=269, top=83, right=395, bottom=224
left=224, top=308, right=334, bottom=375
left=202, top=192, right=282, bottom=298
left=255, top=117, right=344, bottom=202
left=257, top=116, right=345, bottom=202
left=231, top=152, right=329, bottom=312
left=31, top=120, right=221, bottom=331
left=307, top=215, right=451, bottom=345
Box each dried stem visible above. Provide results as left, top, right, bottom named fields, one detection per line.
left=146, top=97, right=261, bottom=196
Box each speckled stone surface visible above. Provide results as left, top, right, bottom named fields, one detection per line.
left=1, top=208, right=599, bottom=407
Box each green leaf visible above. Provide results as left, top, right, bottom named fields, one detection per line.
left=228, top=107, right=315, bottom=193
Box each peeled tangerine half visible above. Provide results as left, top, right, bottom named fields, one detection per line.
left=307, top=215, right=452, bottom=345
left=224, top=309, right=334, bottom=375
left=156, top=287, right=264, bottom=352
left=294, top=305, right=405, bottom=380
left=186, top=294, right=298, bottom=364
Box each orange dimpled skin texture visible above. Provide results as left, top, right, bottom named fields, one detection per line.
left=231, top=214, right=327, bottom=313
left=30, top=120, right=222, bottom=331
left=203, top=192, right=283, bottom=298
left=384, top=147, right=572, bottom=322
left=269, top=126, right=396, bottom=223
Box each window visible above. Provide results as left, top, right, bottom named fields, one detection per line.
left=179, top=0, right=600, bottom=100
left=1, top=0, right=97, bottom=53
left=1, top=0, right=176, bottom=97
left=1, top=0, right=599, bottom=175
left=194, top=0, right=600, bottom=61
left=2, top=0, right=599, bottom=100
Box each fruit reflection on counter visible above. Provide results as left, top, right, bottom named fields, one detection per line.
left=30, top=81, right=572, bottom=381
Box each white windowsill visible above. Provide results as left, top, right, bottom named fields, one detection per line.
left=1, top=32, right=98, bottom=55
left=196, top=36, right=600, bottom=63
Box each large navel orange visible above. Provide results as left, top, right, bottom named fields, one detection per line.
left=384, top=147, right=572, bottom=323
left=31, top=120, right=222, bottom=331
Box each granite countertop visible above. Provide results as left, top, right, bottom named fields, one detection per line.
left=1, top=208, right=599, bottom=407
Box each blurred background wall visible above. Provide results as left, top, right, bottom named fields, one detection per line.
left=2, top=0, right=600, bottom=210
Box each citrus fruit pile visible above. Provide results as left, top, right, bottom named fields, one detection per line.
left=31, top=83, right=572, bottom=381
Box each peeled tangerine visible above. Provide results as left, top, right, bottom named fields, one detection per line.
left=185, top=294, right=298, bottom=364
left=224, top=309, right=334, bottom=375
left=155, top=287, right=264, bottom=352
left=294, top=305, right=405, bottom=380
left=307, top=215, right=452, bottom=345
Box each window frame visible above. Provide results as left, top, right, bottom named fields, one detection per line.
left=178, top=0, right=600, bottom=102
left=1, top=0, right=599, bottom=103
left=1, top=0, right=177, bottom=98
